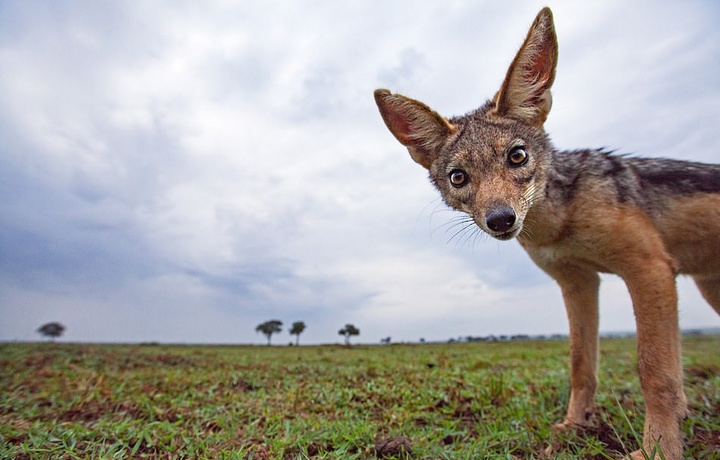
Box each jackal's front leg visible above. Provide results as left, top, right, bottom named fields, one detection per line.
left=624, top=259, right=686, bottom=460
left=551, top=265, right=601, bottom=429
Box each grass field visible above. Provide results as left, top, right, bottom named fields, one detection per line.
left=1, top=336, right=718, bottom=459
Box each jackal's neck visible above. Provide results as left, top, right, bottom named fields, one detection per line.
left=518, top=149, right=574, bottom=247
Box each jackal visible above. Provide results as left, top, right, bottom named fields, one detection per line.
left=374, top=7, right=720, bottom=460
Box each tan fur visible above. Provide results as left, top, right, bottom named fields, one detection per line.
left=657, top=194, right=720, bottom=275
left=374, top=7, right=719, bottom=459
left=493, top=8, right=557, bottom=126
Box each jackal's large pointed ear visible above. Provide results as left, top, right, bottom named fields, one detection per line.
left=374, top=89, right=457, bottom=169
left=492, top=7, right=558, bottom=127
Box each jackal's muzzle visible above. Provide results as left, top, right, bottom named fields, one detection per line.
left=480, top=204, right=522, bottom=240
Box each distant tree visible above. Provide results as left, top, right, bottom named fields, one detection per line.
left=255, top=320, right=282, bottom=345
left=338, top=324, right=360, bottom=346
left=37, top=322, right=65, bottom=341
left=289, top=321, right=306, bottom=346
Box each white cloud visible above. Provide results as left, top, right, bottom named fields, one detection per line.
left=1, top=0, right=719, bottom=344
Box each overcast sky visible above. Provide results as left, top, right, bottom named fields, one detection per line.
left=1, top=0, right=719, bottom=345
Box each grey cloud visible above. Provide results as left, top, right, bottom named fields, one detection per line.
left=1, top=1, right=719, bottom=344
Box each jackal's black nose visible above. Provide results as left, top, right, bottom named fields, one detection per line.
left=485, top=206, right=516, bottom=233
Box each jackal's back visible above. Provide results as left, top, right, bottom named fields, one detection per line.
left=548, top=150, right=720, bottom=209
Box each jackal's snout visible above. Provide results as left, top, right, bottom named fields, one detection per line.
left=485, top=204, right=516, bottom=233
left=477, top=202, right=523, bottom=241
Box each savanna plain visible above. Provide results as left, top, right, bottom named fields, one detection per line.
left=1, top=336, right=718, bottom=459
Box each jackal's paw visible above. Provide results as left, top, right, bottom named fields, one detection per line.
left=552, top=416, right=597, bottom=433
left=623, top=450, right=655, bottom=460
left=624, top=448, right=683, bottom=460
left=552, top=420, right=575, bottom=433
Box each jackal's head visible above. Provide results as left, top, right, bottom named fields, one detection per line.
left=374, top=8, right=558, bottom=241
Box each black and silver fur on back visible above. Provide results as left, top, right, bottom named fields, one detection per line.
left=548, top=149, right=720, bottom=212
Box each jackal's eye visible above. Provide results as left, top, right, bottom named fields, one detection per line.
left=449, top=169, right=468, bottom=188
left=508, top=146, right=528, bottom=167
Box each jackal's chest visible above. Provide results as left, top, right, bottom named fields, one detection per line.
left=519, top=240, right=617, bottom=276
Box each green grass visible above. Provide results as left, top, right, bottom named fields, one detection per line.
left=1, top=337, right=718, bottom=459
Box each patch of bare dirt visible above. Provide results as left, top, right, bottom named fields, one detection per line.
left=231, top=378, right=258, bottom=392
left=695, top=427, right=720, bottom=448
left=582, top=419, right=627, bottom=455
left=545, top=417, right=628, bottom=460
left=441, top=434, right=461, bottom=445
left=282, top=441, right=335, bottom=459
left=21, top=353, right=57, bottom=369
left=374, top=436, right=412, bottom=458
left=686, top=364, right=720, bottom=382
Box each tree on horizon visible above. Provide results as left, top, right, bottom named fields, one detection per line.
left=289, top=321, right=306, bottom=346
left=255, top=320, right=282, bottom=345
left=37, top=322, right=65, bottom=342
left=338, top=324, right=360, bottom=346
